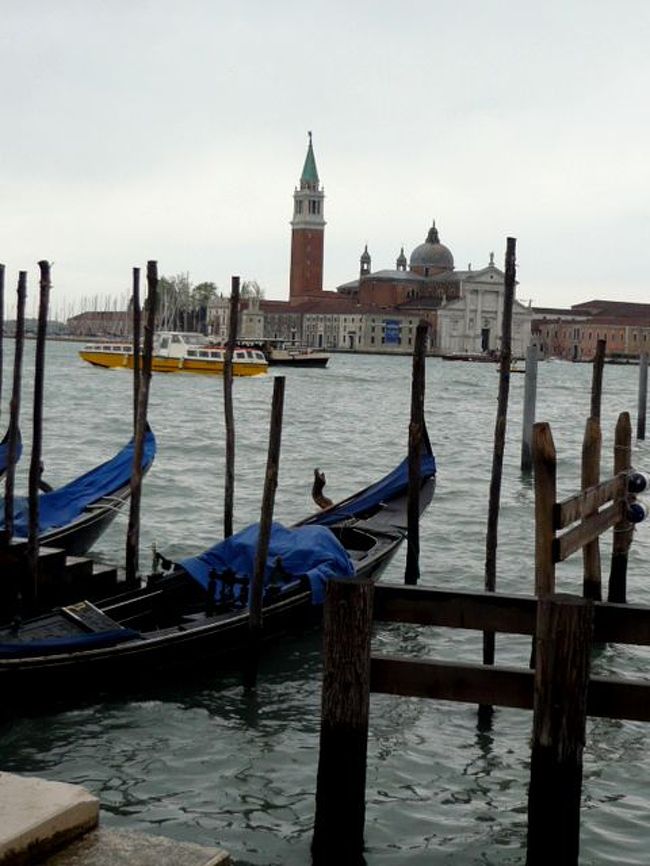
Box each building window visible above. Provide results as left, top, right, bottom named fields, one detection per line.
left=296, top=201, right=303, bottom=214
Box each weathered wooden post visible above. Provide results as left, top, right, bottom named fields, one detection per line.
left=26, top=261, right=52, bottom=595
left=581, top=417, right=602, bottom=600
left=533, top=422, right=557, bottom=597
left=637, top=353, right=648, bottom=441
left=608, top=411, right=633, bottom=603
left=0, top=263, right=4, bottom=417
left=125, top=261, right=157, bottom=586
left=590, top=338, right=606, bottom=421
left=2, top=272, right=27, bottom=545
left=405, top=321, right=427, bottom=585
left=482, top=237, right=516, bottom=693
left=520, top=343, right=538, bottom=474
left=245, top=375, right=285, bottom=689
left=312, top=577, right=373, bottom=866
left=223, top=276, right=240, bottom=539
left=131, top=267, right=141, bottom=433
left=526, top=594, right=594, bottom=866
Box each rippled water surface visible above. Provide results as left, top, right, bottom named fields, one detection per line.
left=1, top=341, right=649, bottom=864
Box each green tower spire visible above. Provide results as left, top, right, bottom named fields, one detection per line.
left=300, top=131, right=319, bottom=189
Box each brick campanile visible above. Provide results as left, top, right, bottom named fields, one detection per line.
left=289, top=132, right=325, bottom=301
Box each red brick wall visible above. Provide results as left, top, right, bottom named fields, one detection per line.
left=290, top=228, right=324, bottom=300
left=359, top=279, right=411, bottom=307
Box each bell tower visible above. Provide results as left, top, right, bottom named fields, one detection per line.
left=289, top=132, right=325, bottom=301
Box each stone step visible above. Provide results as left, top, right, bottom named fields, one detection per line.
left=0, top=773, right=231, bottom=866
left=0, top=771, right=99, bottom=865
left=42, top=828, right=231, bottom=866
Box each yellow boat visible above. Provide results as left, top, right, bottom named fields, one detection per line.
left=79, top=331, right=268, bottom=377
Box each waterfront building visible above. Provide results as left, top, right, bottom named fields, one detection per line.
left=533, top=300, right=650, bottom=361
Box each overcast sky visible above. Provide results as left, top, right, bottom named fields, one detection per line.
left=2, top=0, right=649, bottom=317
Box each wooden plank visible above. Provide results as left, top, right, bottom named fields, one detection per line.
left=370, top=656, right=650, bottom=722
left=555, top=501, right=624, bottom=563
left=374, top=585, right=650, bottom=646
left=371, top=656, right=534, bottom=709
left=555, top=474, right=626, bottom=529
left=374, top=585, right=537, bottom=635
left=593, top=600, right=650, bottom=645
left=588, top=676, right=650, bottom=722
left=527, top=595, right=593, bottom=865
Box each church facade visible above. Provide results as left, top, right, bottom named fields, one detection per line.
left=252, top=136, right=533, bottom=356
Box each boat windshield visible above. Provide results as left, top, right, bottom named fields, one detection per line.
left=181, top=333, right=209, bottom=346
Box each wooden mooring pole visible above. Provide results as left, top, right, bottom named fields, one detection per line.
left=125, top=261, right=157, bottom=586
left=581, top=416, right=602, bottom=600
left=405, top=321, right=427, bottom=585
left=131, top=267, right=141, bottom=433
left=590, top=338, right=606, bottom=421
left=608, top=411, right=633, bottom=603
left=0, top=263, right=4, bottom=416
left=26, top=261, right=51, bottom=597
left=2, top=272, right=27, bottom=546
left=223, top=276, right=240, bottom=539
left=245, top=375, right=285, bottom=690
left=637, top=353, right=648, bottom=441
left=520, top=343, right=538, bottom=474
left=533, top=422, right=557, bottom=597
left=481, top=237, right=516, bottom=722
left=312, top=577, right=373, bottom=866
left=526, top=594, right=593, bottom=866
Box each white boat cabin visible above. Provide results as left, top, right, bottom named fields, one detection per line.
left=155, top=332, right=266, bottom=363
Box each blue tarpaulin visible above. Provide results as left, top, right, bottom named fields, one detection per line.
left=2, top=427, right=156, bottom=536
left=180, top=521, right=356, bottom=605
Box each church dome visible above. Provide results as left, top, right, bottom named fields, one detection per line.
left=409, top=222, right=454, bottom=271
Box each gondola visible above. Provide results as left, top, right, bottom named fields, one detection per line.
left=0, top=431, right=436, bottom=697
left=0, top=426, right=21, bottom=480
left=0, top=426, right=156, bottom=556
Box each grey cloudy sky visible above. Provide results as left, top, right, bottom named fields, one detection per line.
left=2, top=0, right=649, bottom=316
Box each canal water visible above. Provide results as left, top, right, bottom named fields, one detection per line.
left=1, top=340, right=649, bottom=865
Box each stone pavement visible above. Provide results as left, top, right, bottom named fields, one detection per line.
left=0, top=772, right=231, bottom=866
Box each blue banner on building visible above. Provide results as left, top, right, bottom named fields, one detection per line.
left=384, top=319, right=401, bottom=345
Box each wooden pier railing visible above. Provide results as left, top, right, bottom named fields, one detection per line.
left=312, top=413, right=649, bottom=866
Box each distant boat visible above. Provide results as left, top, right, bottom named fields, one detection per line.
left=79, top=331, right=268, bottom=377
left=242, top=339, right=330, bottom=368
left=441, top=352, right=497, bottom=363
left=495, top=361, right=525, bottom=374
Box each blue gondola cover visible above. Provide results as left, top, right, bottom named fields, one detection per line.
left=180, top=521, right=356, bottom=605
left=2, top=428, right=156, bottom=535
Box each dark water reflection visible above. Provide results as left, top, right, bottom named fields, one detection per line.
left=1, top=343, right=650, bottom=863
